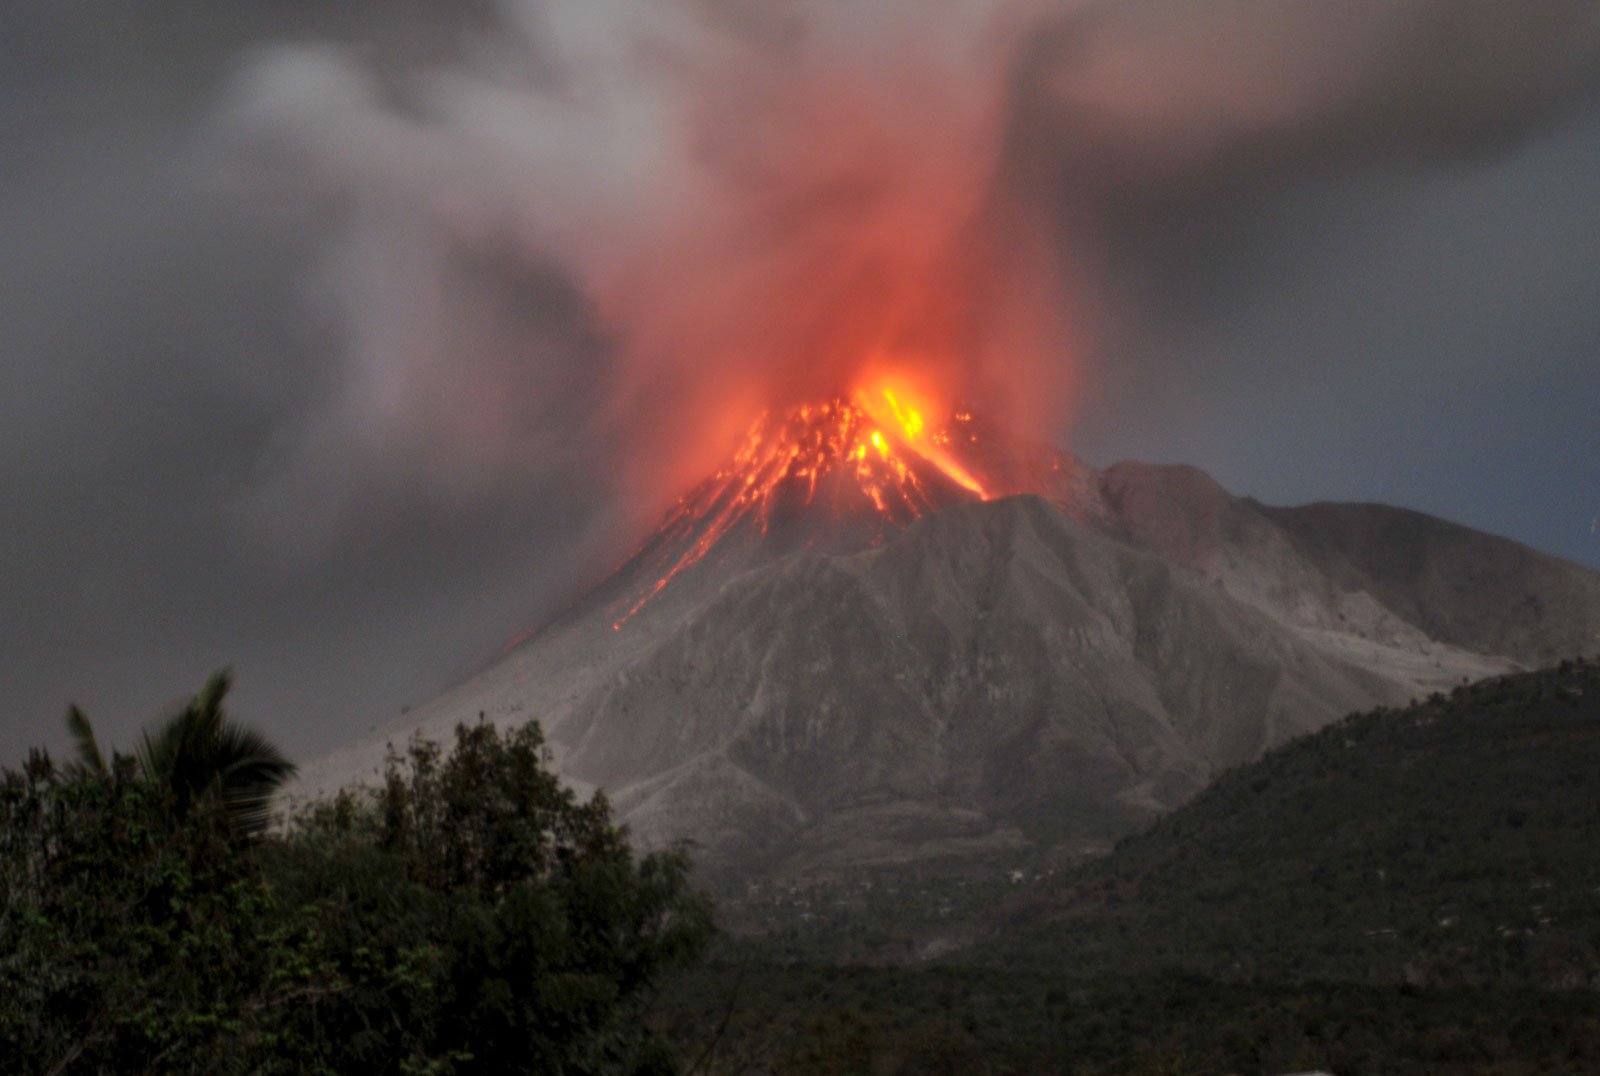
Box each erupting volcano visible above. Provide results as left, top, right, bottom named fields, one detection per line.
left=611, top=380, right=1009, bottom=629
left=262, top=0, right=1600, bottom=903
left=293, top=394, right=1600, bottom=880
left=290, top=315, right=1600, bottom=886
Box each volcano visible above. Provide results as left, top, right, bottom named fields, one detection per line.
left=592, top=384, right=1103, bottom=633
left=292, top=399, right=1600, bottom=879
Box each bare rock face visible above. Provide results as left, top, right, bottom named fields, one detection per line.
left=290, top=423, right=1600, bottom=881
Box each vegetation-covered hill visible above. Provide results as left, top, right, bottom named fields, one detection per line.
left=968, top=657, right=1600, bottom=988
left=658, top=964, right=1600, bottom=1076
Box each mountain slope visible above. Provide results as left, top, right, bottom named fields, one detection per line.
left=1100, top=462, right=1600, bottom=670
left=289, top=419, right=1600, bottom=879
left=564, top=495, right=1446, bottom=870
left=1260, top=499, right=1600, bottom=666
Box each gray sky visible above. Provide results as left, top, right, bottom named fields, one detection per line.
left=4, top=1, right=1599, bottom=764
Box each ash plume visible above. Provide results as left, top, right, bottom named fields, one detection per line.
left=216, top=0, right=1600, bottom=540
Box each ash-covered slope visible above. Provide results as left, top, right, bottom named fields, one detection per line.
left=1100, top=462, right=1600, bottom=670
left=290, top=409, right=1600, bottom=878
left=562, top=494, right=1422, bottom=873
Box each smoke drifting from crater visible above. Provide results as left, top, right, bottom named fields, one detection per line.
left=219, top=0, right=1060, bottom=535
left=220, top=0, right=1600, bottom=537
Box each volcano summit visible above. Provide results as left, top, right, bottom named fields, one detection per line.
left=601, top=383, right=1102, bottom=633
left=293, top=399, right=1600, bottom=880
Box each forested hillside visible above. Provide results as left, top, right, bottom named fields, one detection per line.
left=973, top=658, right=1600, bottom=987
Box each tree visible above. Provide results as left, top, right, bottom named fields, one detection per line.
left=265, top=721, right=715, bottom=1074
left=66, top=668, right=295, bottom=835
left=0, top=746, right=274, bottom=1073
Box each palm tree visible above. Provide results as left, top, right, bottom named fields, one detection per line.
left=65, top=669, right=296, bottom=835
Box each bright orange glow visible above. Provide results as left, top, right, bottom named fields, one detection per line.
left=854, top=378, right=989, bottom=498
left=882, top=389, right=924, bottom=439
left=610, top=385, right=998, bottom=629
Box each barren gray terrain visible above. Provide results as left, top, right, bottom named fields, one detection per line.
left=290, top=446, right=1600, bottom=879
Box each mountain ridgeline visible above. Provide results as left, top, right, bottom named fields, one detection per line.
left=291, top=414, right=1600, bottom=883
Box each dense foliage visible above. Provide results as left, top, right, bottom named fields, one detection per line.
left=0, top=750, right=276, bottom=1073
left=264, top=723, right=715, bottom=1074
left=0, top=705, right=712, bottom=1075
left=656, top=963, right=1600, bottom=1075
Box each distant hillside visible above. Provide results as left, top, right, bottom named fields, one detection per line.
left=965, top=658, right=1600, bottom=988
left=1258, top=501, right=1600, bottom=668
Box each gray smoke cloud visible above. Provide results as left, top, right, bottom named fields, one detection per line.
left=1019, top=0, right=1600, bottom=178
left=214, top=0, right=1600, bottom=535
left=3, top=0, right=1598, bottom=764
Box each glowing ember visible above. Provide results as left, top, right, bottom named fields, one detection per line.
left=611, top=385, right=996, bottom=629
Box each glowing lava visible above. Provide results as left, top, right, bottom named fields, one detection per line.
left=857, top=381, right=988, bottom=498
left=611, top=383, right=996, bottom=629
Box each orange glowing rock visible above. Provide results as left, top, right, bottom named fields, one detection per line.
left=609, top=385, right=1001, bottom=629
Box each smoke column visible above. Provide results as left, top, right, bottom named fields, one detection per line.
left=218, top=0, right=1600, bottom=538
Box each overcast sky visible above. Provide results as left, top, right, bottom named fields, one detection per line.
left=4, top=1, right=1599, bottom=765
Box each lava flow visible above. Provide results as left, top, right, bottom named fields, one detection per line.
left=611, top=381, right=998, bottom=629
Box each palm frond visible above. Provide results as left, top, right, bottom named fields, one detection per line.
left=217, top=724, right=297, bottom=835
left=65, top=704, right=107, bottom=777
left=129, top=668, right=295, bottom=835
left=193, top=669, right=233, bottom=725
